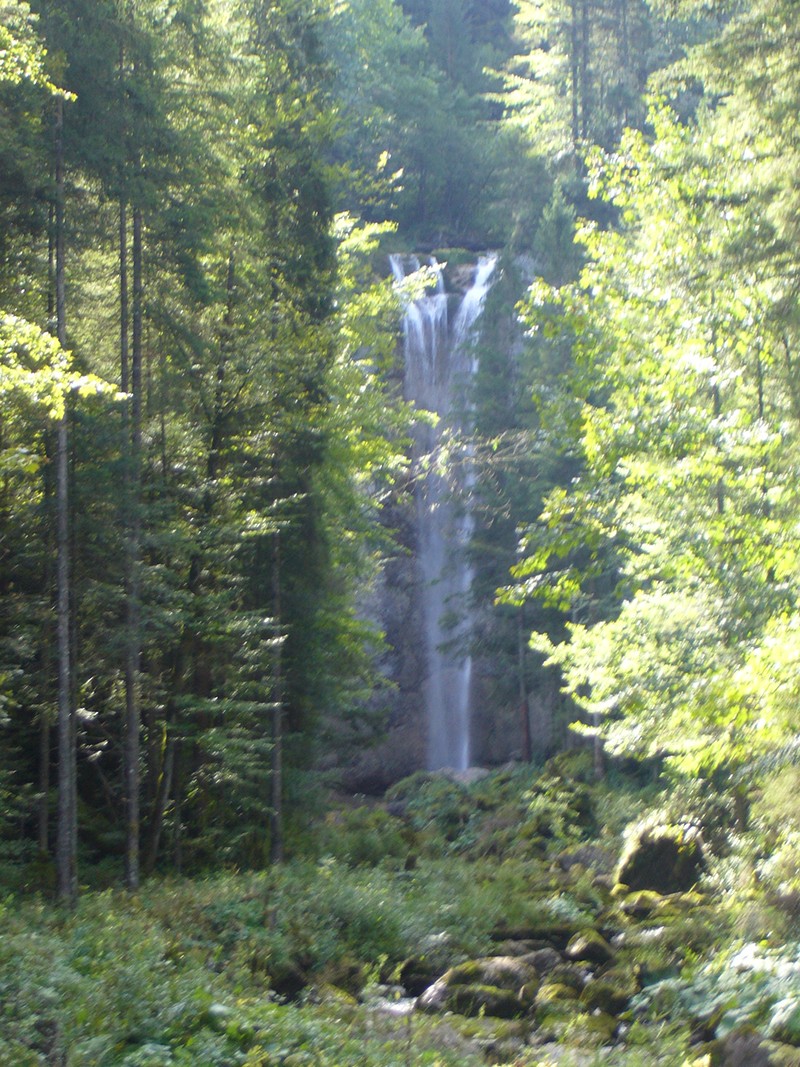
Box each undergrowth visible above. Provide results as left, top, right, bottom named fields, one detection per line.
left=2, top=757, right=800, bottom=1065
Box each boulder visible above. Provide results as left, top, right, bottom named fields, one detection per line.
left=616, top=821, right=705, bottom=894
left=566, top=929, right=615, bottom=966
left=398, top=954, right=444, bottom=996
left=547, top=963, right=590, bottom=992
left=490, top=922, right=579, bottom=951
left=701, top=1028, right=793, bottom=1066
left=535, top=982, right=581, bottom=1009
left=580, top=977, right=631, bottom=1016
left=416, top=955, right=538, bottom=1019
left=520, top=947, right=563, bottom=976
left=617, top=889, right=665, bottom=919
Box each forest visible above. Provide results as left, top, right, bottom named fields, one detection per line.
left=2, top=0, right=800, bottom=1063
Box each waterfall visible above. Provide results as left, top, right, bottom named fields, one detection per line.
left=391, top=253, right=497, bottom=771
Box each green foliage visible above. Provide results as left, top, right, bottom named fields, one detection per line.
left=316, top=806, right=410, bottom=867
left=515, top=83, right=800, bottom=779
left=0, top=875, right=504, bottom=1066
left=636, top=940, right=800, bottom=1044
left=385, top=761, right=596, bottom=861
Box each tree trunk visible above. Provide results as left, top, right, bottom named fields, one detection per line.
left=124, top=204, right=143, bottom=891
left=569, top=0, right=580, bottom=144
left=54, top=95, right=77, bottom=906
left=143, top=734, right=175, bottom=875
left=579, top=0, right=590, bottom=139
left=518, top=603, right=532, bottom=762
left=270, top=529, right=284, bottom=864
left=120, top=200, right=129, bottom=392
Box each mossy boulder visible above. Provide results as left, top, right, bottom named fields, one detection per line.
left=572, top=1010, right=618, bottom=1044
left=701, top=1027, right=788, bottom=1065
left=566, top=928, right=615, bottom=966
left=547, top=963, right=589, bottom=992
left=398, top=954, right=444, bottom=996
left=557, top=844, right=616, bottom=875
left=520, top=947, right=563, bottom=976
left=490, top=922, right=579, bottom=951
left=268, top=958, right=309, bottom=1000
left=579, top=977, right=631, bottom=1015
left=617, top=889, right=665, bottom=918
left=767, top=1044, right=800, bottom=1066
left=616, top=819, right=705, bottom=894
left=535, top=982, right=581, bottom=1008
left=416, top=955, right=539, bottom=1019
left=446, top=984, right=531, bottom=1019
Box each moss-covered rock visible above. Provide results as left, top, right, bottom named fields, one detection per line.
left=535, top=982, right=581, bottom=1008
left=556, top=844, right=616, bottom=875
left=700, top=1027, right=781, bottom=1066
left=575, top=1010, right=619, bottom=1044
left=490, top=922, right=579, bottom=951
left=446, top=956, right=537, bottom=989
left=767, top=1043, right=800, bottom=1066
left=446, top=983, right=530, bottom=1019
left=519, top=947, right=563, bottom=976
left=566, top=928, right=615, bottom=966
left=616, top=819, right=705, bottom=894
left=416, top=955, right=539, bottom=1019
left=579, top=977, right=631, bottom=1015
left=546, top=963, right=589, bottom=992
left=398, top=954, right=444, bottom=996
left=617, top=889, right=665, bottom=918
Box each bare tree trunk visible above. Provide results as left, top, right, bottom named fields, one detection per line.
left=54, top=95, right=77, bottom=906
left=579, top=0, right=590, bottom=139
left=518, top=603, right=532, bottom=762
left=120, top=200, right=129, bottom=393
left=124, top=205, right=143, bottom=891
left=143, top=734, right=174, bottom=875
left=269, top=529, right=284, bottom=864
left=569, top=0, right=580, bottom=144
left=38, top=714, right=50, bottom=854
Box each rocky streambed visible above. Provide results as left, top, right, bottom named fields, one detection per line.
left=370, top=830, right=800, bottom=1065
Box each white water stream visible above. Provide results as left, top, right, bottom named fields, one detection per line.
left=390, top=253, right=497, bottom=771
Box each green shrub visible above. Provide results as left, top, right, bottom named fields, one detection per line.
left=634, top=940, right=800, bottom=1043
left=315, top=806, right=410, bottom=867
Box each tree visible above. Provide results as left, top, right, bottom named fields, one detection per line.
left=514, top=87, right=800, bottom=780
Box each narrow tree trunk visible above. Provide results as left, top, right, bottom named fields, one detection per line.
left=143, top=734, right=174, bottom=875
left=38, top=714, right=50, bottom=854
left=120, top=201, right=129, bottom=392
left=579, top=0, right=590, bottom=139
left=269, top=529, right=284, bottom=864
left=710, top=314, right=725, bottom=517
left=124, top=205, right=143, bottom=891
left=619, top=0, right=630, bottom=126
left=619, top=0, right=629, bottom=72
left=54, top=95, right=76, bottom=906
left=592, top=713, right=604, bottom=780
left=518, top=603, right=532, bottom=762
left=208, top=249, right=235, bottom=482
left=172, top=740, right=184, bottom=874
left=569, top=0, right=580, bottom=144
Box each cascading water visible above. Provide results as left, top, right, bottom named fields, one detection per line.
left=390, top=253, right=497, bottom=771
